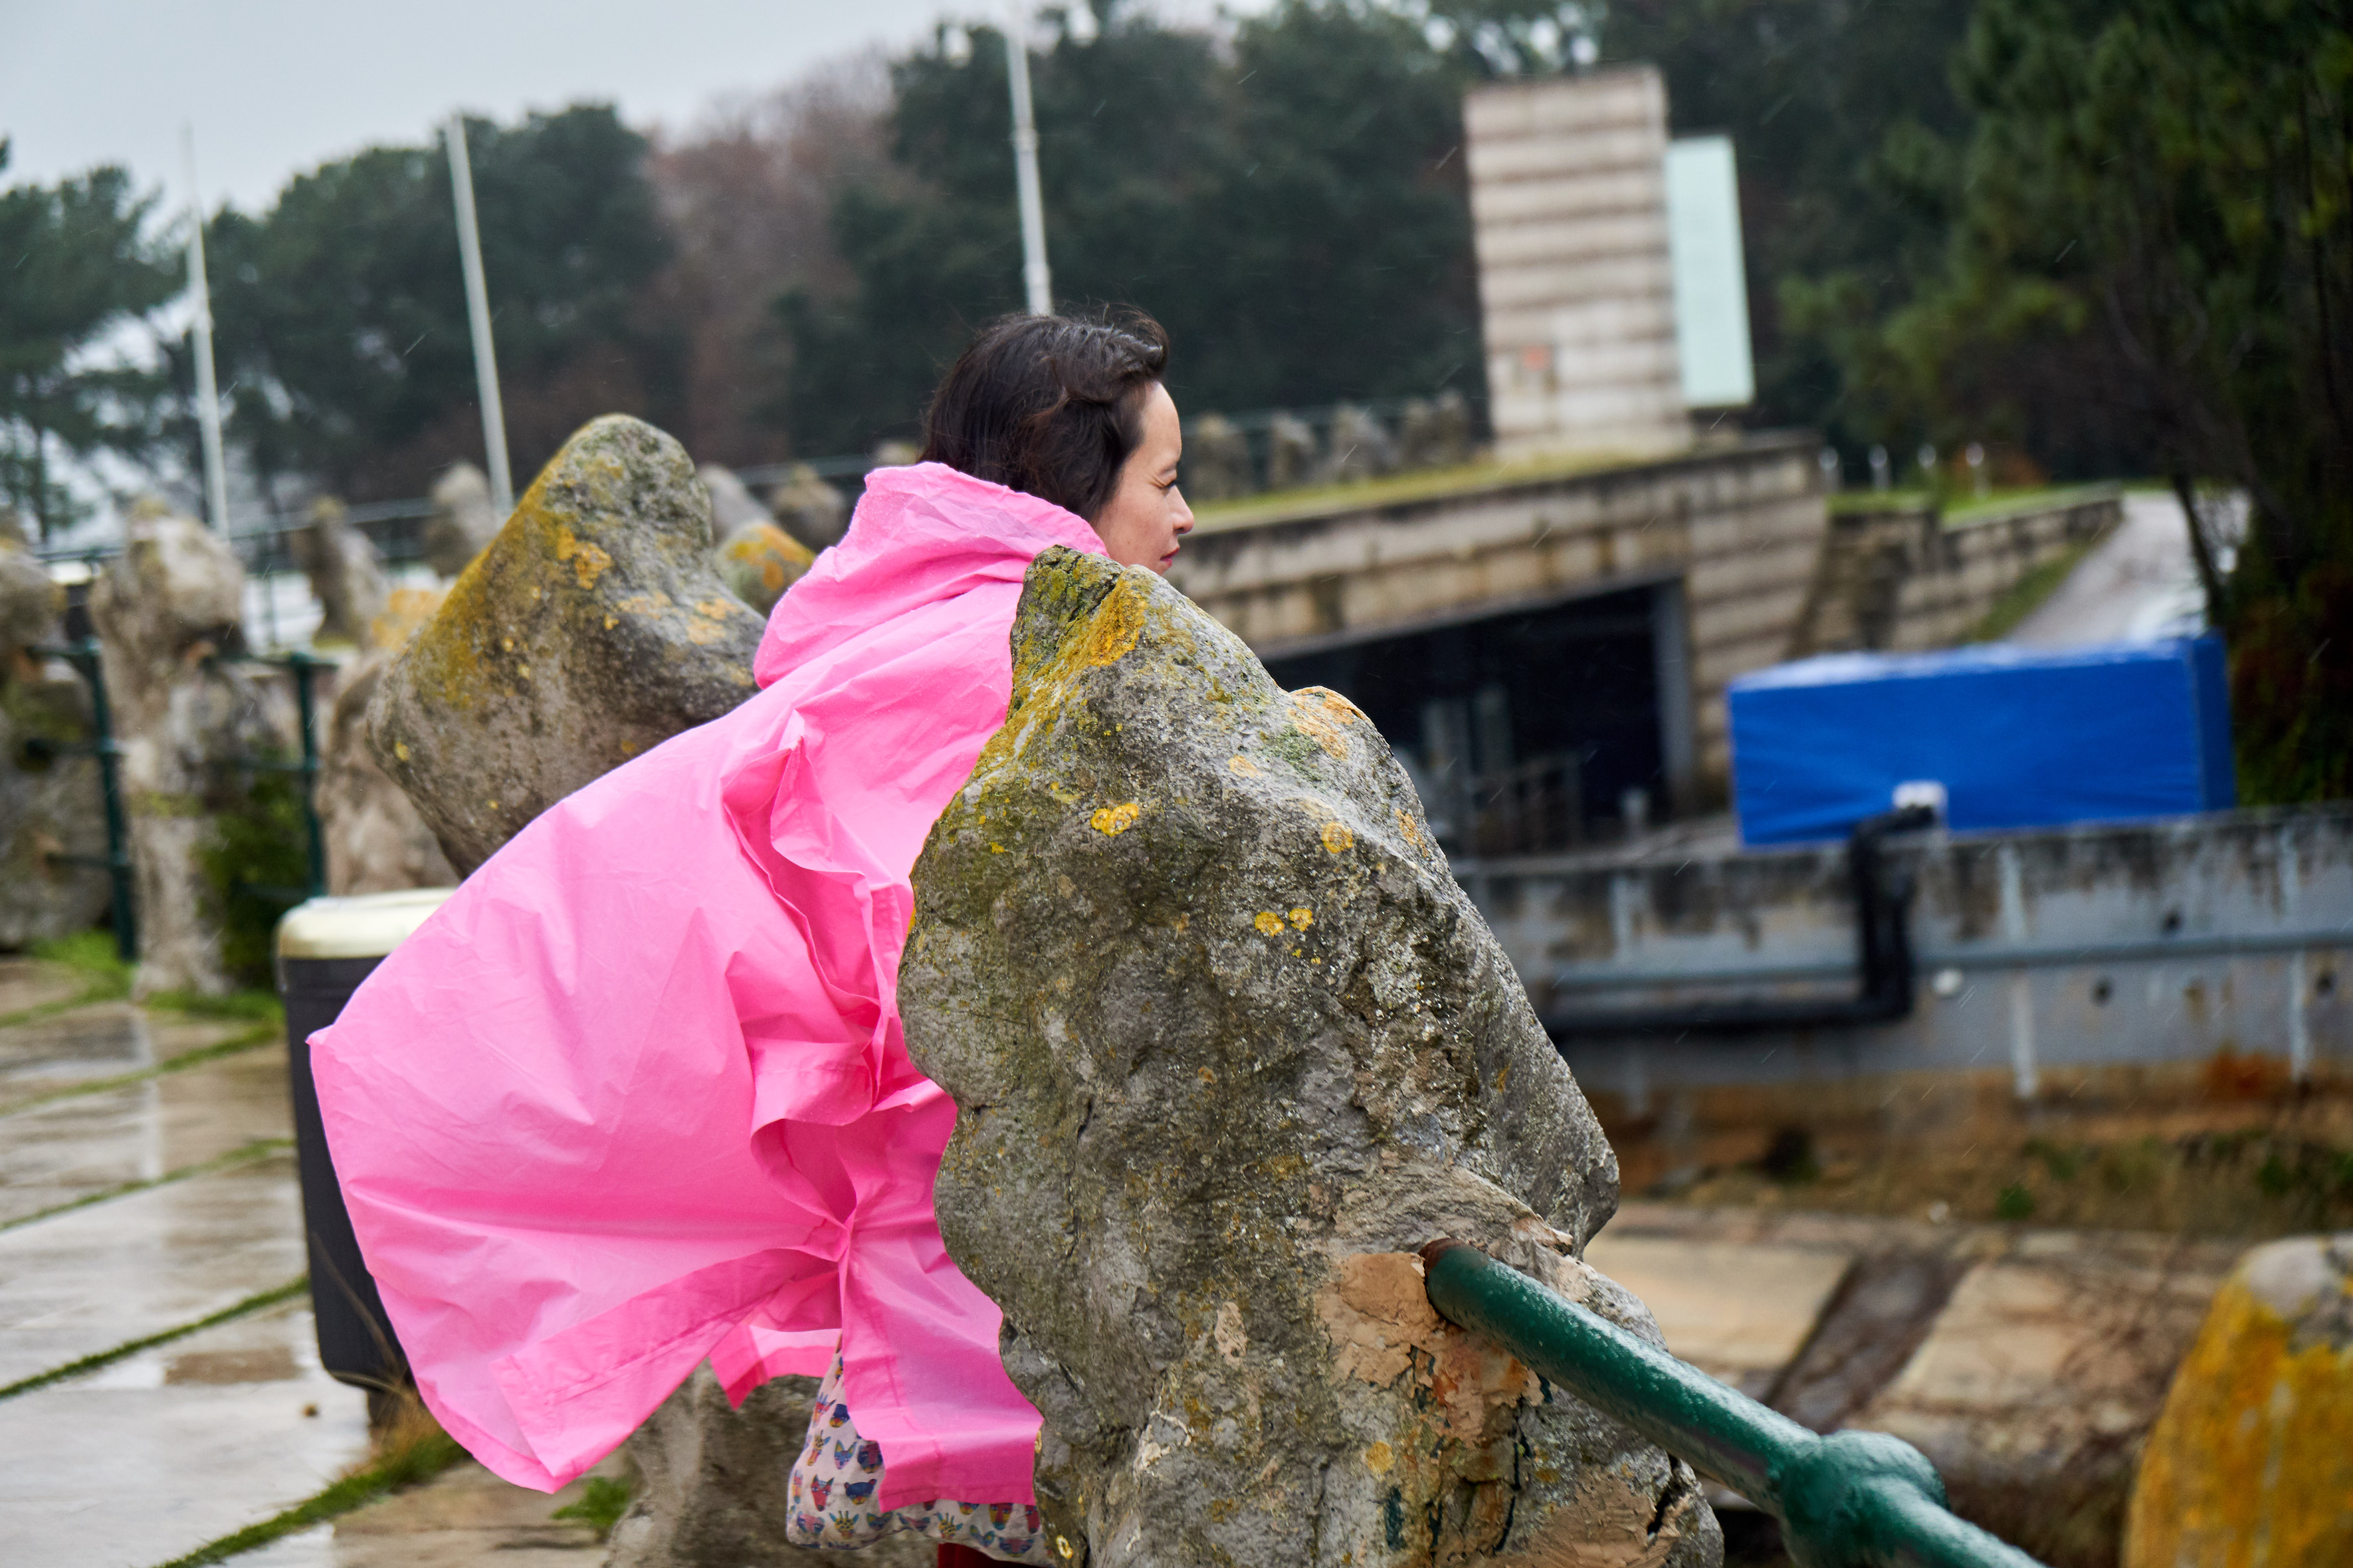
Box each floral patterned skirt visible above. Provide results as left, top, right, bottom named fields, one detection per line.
left=784, top=1350, right=1053, bottom=1562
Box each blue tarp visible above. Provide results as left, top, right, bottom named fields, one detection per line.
left=1727, top=637, right=2235, bottom=845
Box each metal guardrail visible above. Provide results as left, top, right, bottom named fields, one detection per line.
left=221, top=650, right=332, bottom=907
left=1420, top=1238, right=2047, bottom=1568
left=22, top=641, right=332, bottom=966
left=26, top=639, right=136, bottom=963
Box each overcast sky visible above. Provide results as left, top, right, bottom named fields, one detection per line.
left=1, top=0, right=1246, bottom=216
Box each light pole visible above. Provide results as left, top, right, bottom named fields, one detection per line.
left=1003, top=15, right=1053, bottom=316
left=181, top=128, right=229, bottom=535
left=445, top=116, right=515, bottom=516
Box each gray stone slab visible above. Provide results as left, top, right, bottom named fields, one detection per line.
left=0, top=1298, right=371, bottom=1568
left=0, top=1050, right=291, bottom=1226
left=0, top=1153, right=305, bottom=1389
left=0, top=1001, right=266, bottom=1112
left=0, top=958, right=91, bottom=1020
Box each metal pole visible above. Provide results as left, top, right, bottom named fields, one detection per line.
left=288, top=652, right=328, bottom=900
left=444, top=116, right=515, bottom=516
left=1003, top=17, right=1053, bottom=316
left=182, top=129, right=231, bottom=536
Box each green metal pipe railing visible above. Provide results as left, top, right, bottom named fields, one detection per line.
left=1419, top=1238, right=2047, bottom=1568
left=28, top=638, right=137, bottom=963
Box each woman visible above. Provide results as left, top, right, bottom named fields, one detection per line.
left=312, top=312, right=1193, bottom=1563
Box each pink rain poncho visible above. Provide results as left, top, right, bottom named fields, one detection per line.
left=311, top=464, right=1108, bottom=1506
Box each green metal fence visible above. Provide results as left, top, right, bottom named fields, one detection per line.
left=1420, top=1238, right=2049, bottom=1568
left=27, top=641, right=332, bottom=963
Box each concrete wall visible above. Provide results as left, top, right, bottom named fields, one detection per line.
left=1790, top=486, right=2124, bottom=656
left=1465, top=67, right=1688, bottom=460
left=1463, top=807, right=2353, bottom=1151
left=1168, top=434, right=1827, bottom=798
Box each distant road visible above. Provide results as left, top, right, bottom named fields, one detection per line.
left=2007, top=490, right=2215, bottom=647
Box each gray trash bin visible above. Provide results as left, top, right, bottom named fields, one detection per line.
left=275, top=888, right=454, bottom=1418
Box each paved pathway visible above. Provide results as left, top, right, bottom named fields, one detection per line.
left=2008, top=489, right=2214, bottom=647
left=0, top=957, right=605, bottom=1565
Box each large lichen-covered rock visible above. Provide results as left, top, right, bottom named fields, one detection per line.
left=900, top=549, right=1716, bottom=1568
left=89, top=502, right=282, bottom=993
left=2124, top=1234, right=2353, bottom=1567
left=367, top=416, right=766, bottom=874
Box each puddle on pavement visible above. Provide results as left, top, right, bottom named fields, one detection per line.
left=166, top=1343, right=305, bottom=1385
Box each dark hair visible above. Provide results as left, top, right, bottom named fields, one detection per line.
left=920, top=310, right=1171, bottom=522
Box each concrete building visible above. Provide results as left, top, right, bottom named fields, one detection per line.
left=1467, top=66, right=1688, bottom=461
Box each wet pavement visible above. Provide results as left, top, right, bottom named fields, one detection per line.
left=0, top=956, right=609, bottom=1567
left=0, top=1153, right=306, bottom=1389
left=0, top=1050, right=291, bottom=1226
left=0, top=1298, right=371, bottom=1567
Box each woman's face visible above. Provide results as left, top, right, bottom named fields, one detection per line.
left=1094, top=382, right=1194, bottom=574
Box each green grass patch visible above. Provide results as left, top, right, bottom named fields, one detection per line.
left=144, top=987, right=284, bottom=1025
left=0, top=1276, right=308, bottom=1403
left=1968, top=538, right=2098, bottom=641
left=552, top=1474, right=635, bottom=1543
left=0, top=1137, right=293, bottom=1234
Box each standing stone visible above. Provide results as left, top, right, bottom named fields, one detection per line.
left=1322, top=403, right=1399, bottom=484
left=767, top=464, right=849, bottom=551
left=89, top=501, right=280, bottom=994
left=288, top=496, right=392, bottom=646
left=1398, top=391, right=1474, bottom=471
left=2125, top=1234, right=2353, bottom=1568
left=713, top=520, right=815, bottom=620
left=900, top=549, right=1716, bottom=1567
left=1181, top=414, right=1252, bottom=504
left=423, top=462, right=502, bottom=579
left=317, top=647, right=457, bottom=896
left=607, top=1369, right=934, bottom=1568
left=0, top=524, right=109, bottom=947
left=698, top=464, right=773, bottom=535
left=367, top=415, right=766, bottom=876
left=1266, top=413, right=1320, bottom=491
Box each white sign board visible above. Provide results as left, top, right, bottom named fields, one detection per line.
left=1665, top=136, right=1756, bottom=409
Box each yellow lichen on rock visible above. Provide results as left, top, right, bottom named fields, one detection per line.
left=1076, top=573, right=1149, bottom=667
left=1253, top=911, right=1286, bottom=937
left=1228, top=755, right=1261, bottom=777
left=2124, top=1234, right=2353, bottom=1568
left=1090, top=801, right=1141, bottom=836
left=1288, top=906, right=1314, bottom=930
left=1322, top=822, right=1355, bottom=854
left=553, top=526, right=613, bottom=589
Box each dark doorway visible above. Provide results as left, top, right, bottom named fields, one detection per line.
left=1261, top=582, right=1683, bottom=854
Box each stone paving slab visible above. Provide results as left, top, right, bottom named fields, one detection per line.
left=0, top=1298, right=371, bottom=1568
left=1584, top=1231, right=1854, bottom=1397
left=0, top=1001, right=268, bottom=1113
left=0, top=1050, right=292, bottom=1226
left=0, top=1153, right=305, bottom=1389
left=0, top=957, right=95, bottom=1020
